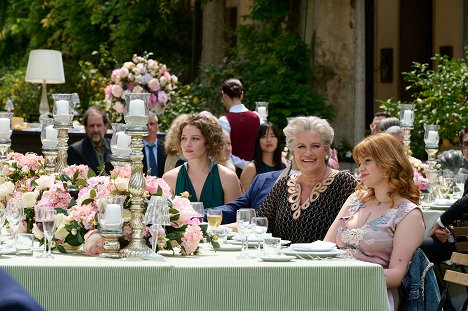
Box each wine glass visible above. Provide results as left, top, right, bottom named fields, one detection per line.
left=190, top=202, right=205, bottom=223
left=425, top=169, right=439, bottom=202
left=251, top=217, right=268, bottom=256
left=35, top=206, right=55, bottom=259
left=236, top=208, right=256, bottom=259
left=455, top=173, right=468, bottom=196
left=207, top=209, right=222, bottom=232
left=142, top=196, right=170, bottom=261
left=0, top=209, right=5, bottom=243
left=6, top=199, right=24, bottom=248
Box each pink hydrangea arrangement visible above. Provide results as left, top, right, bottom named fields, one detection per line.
left=104, top=53, right=179, bottom=122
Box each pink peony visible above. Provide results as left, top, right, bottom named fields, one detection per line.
left=105, top=85, right=112, bottom=96
left=64, top=165, right=89, bottom=180
left=157, top=91, right=168, bottom=104
left=111, top=166, right=132, bottom=179
left=171, top=196, right=195, bottom=228
left=145, top=177, right=172, bottom=198
left=181, top=225, right=203, bottom=255
left=111, top=85, right=124, bottom=98
left=148, top=78, right=160, bottom=92
left=83, top=230, right=104, bottom=256
left=113, top=102, right=125, bottom=113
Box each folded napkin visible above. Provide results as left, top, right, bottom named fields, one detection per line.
left=434, top=198, right=457, bottom=206
left=290, top=240, right=336, bottom=252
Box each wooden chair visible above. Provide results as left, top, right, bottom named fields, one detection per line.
left=437, top=252, right=468, bottom=311
left=453, top=226, right=468, bottom=253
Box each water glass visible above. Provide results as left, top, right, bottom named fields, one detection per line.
left=6, top=199, right=24, bottom=248
left=16, top=233, right=34, bottom=256
left=263, top=237, right=281, bottom=257
left=236, top=208, right=256, bottom=259
left=212, top=227, right=228, bottom=245
left=251, top=217, right=268, bottom=256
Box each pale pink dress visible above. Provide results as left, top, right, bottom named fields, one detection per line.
left=335, top=192, right=421, bottom=311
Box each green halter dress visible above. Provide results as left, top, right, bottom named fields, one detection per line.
left=175, top=161, right=224, bottom=209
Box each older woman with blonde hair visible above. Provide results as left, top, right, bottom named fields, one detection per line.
left=325, top=133, right=424, bottom=311
left=257, top=116, right=357, bottom=243
left=164, top=114, right=190, bottom=173
left=162, top=114, right=241, bottom=208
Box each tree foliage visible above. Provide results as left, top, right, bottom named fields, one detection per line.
left=380, top=49, right=468, bottom=159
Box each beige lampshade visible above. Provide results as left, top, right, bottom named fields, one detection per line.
left=25, top=49, right=65, bottom=84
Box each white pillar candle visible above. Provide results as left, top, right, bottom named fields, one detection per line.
left=104, top=203, right=122, bottom=225
left=402, top=110, right=413, bottom=124
left=45, top=125, right=58, bottom=141
left=116, top=132, right=131, bottom=149
left=258, top=107, right=267, bottom=118
left=56, top=100, right=69, bottom=115
left=426, top=130, right=438, bottom=143
left=0, top=118, right=10, bottom=133
left=128, top=99, right=145, bottom=116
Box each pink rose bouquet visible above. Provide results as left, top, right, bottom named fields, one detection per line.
left=104, top=53, right=179, bottom=122
left=83, top=229, right=104, bottom=256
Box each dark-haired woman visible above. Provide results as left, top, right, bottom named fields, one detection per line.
left=240, top=123, right=285, bottom=191
left=218, top=78, right=261, bottom=171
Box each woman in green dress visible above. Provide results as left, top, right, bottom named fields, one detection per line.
left=162, top=114, right=242, bottom=209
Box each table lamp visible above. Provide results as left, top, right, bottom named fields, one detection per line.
left=25, top=49, right=65, bottom=117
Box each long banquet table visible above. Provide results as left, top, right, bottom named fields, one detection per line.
left=0, top=250, right=389, bottom=311
left=5, top=127, right=456, bottom=311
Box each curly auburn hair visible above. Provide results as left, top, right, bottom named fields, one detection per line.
left=164, top=114, right=190, bottom=156
left=352, top=133, right=420, bottom=206
left=175, top=113, right=225, bottom=162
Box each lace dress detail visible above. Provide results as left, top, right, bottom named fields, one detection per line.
left=287, top=171, right=338, bottom=219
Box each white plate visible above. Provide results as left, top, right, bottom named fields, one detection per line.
left=289, top=242, right=336, bottom=252
left=281, top=248, right=346, bottom=258
left=0, top=245, right=16, bottom=255
left=217, top=244, right=242, bottom=251
left=228, top=240, right=291, bottom=247
left=260, top=255, right=295, bottom=262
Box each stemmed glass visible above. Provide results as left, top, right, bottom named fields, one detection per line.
left=191, top=202, right=205, bottom=223
left=425, top=169, right=439, bottom=202
left=439, top=170, right=454, bottom=198
left=5, top=199, right=24, bottom=249
left=236, top=208, right=256, bottom=259
left=0, top=209, right=5, bottom=243
left=251, top=217, right=268, bottom=256
left=35, top=206, right=55, bottom=259
left=207, top=209, right=222, bottom=232
left=142, top=196, right=170, bottom=261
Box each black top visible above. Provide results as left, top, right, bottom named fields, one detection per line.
left=258, top=171, right=357, bottom=243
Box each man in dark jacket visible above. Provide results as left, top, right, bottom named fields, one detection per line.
left=68, top=107, right=113, bottom=175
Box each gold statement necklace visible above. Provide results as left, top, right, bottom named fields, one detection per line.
left=287, top=171, right=338, bottom=220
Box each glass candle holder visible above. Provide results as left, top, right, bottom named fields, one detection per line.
left=111, top=123, right=131, bottom=156
left=255, top=102, right=269, bottom=121
left=424, top=124, right=440, bottom=149
left=0, top=112, right=13, bottom=141
left=52, top=93, right=75, bottom=125
left=399, top=104, right=415, bottom=127
left=41, top=118, right=58, bottom=150
left=124, top=93, right=150, bottom=129
left=98, top=195, right=126, bottom=233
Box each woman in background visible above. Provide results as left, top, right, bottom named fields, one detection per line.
left=162, top=114, right=242, bottom=208
left=325, top=133, right=424, bottom=310
left=240, top=123, right=285, bottom=191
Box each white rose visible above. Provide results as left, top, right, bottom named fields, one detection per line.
left=114, top=177, right=129, bottom=192
left=171, top=76, right=178, bottom=83
left=54, top=213, right=68, bottom=228
left=159, top=76, right=167, bottom=87
left=35, top=175, right=55, bottom=191
left=22, top=191, right=39, bottom=208
left=32, top=224, right=44, bottom=240
left=55, top=225, right=69, bottom=241
left=0, top=181, right=15, bottom=197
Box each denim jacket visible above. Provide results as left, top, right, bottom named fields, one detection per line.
left=398, top=248, right=441, bottom=311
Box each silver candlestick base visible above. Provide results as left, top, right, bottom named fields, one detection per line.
left=425, top=148, right=439, bottom=167
left=42, top=148, right=58, bottom=175
left=111, top=154, right=132, bottom=169
left=401, top=125, right=413, bottom=156
left=100, top=231, right=123, bottom=259
left=54, top=123, right=72, bottom=173
left=0, top=139, right=11, bottom=161
left=120, top=126, right=151, bottom=258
